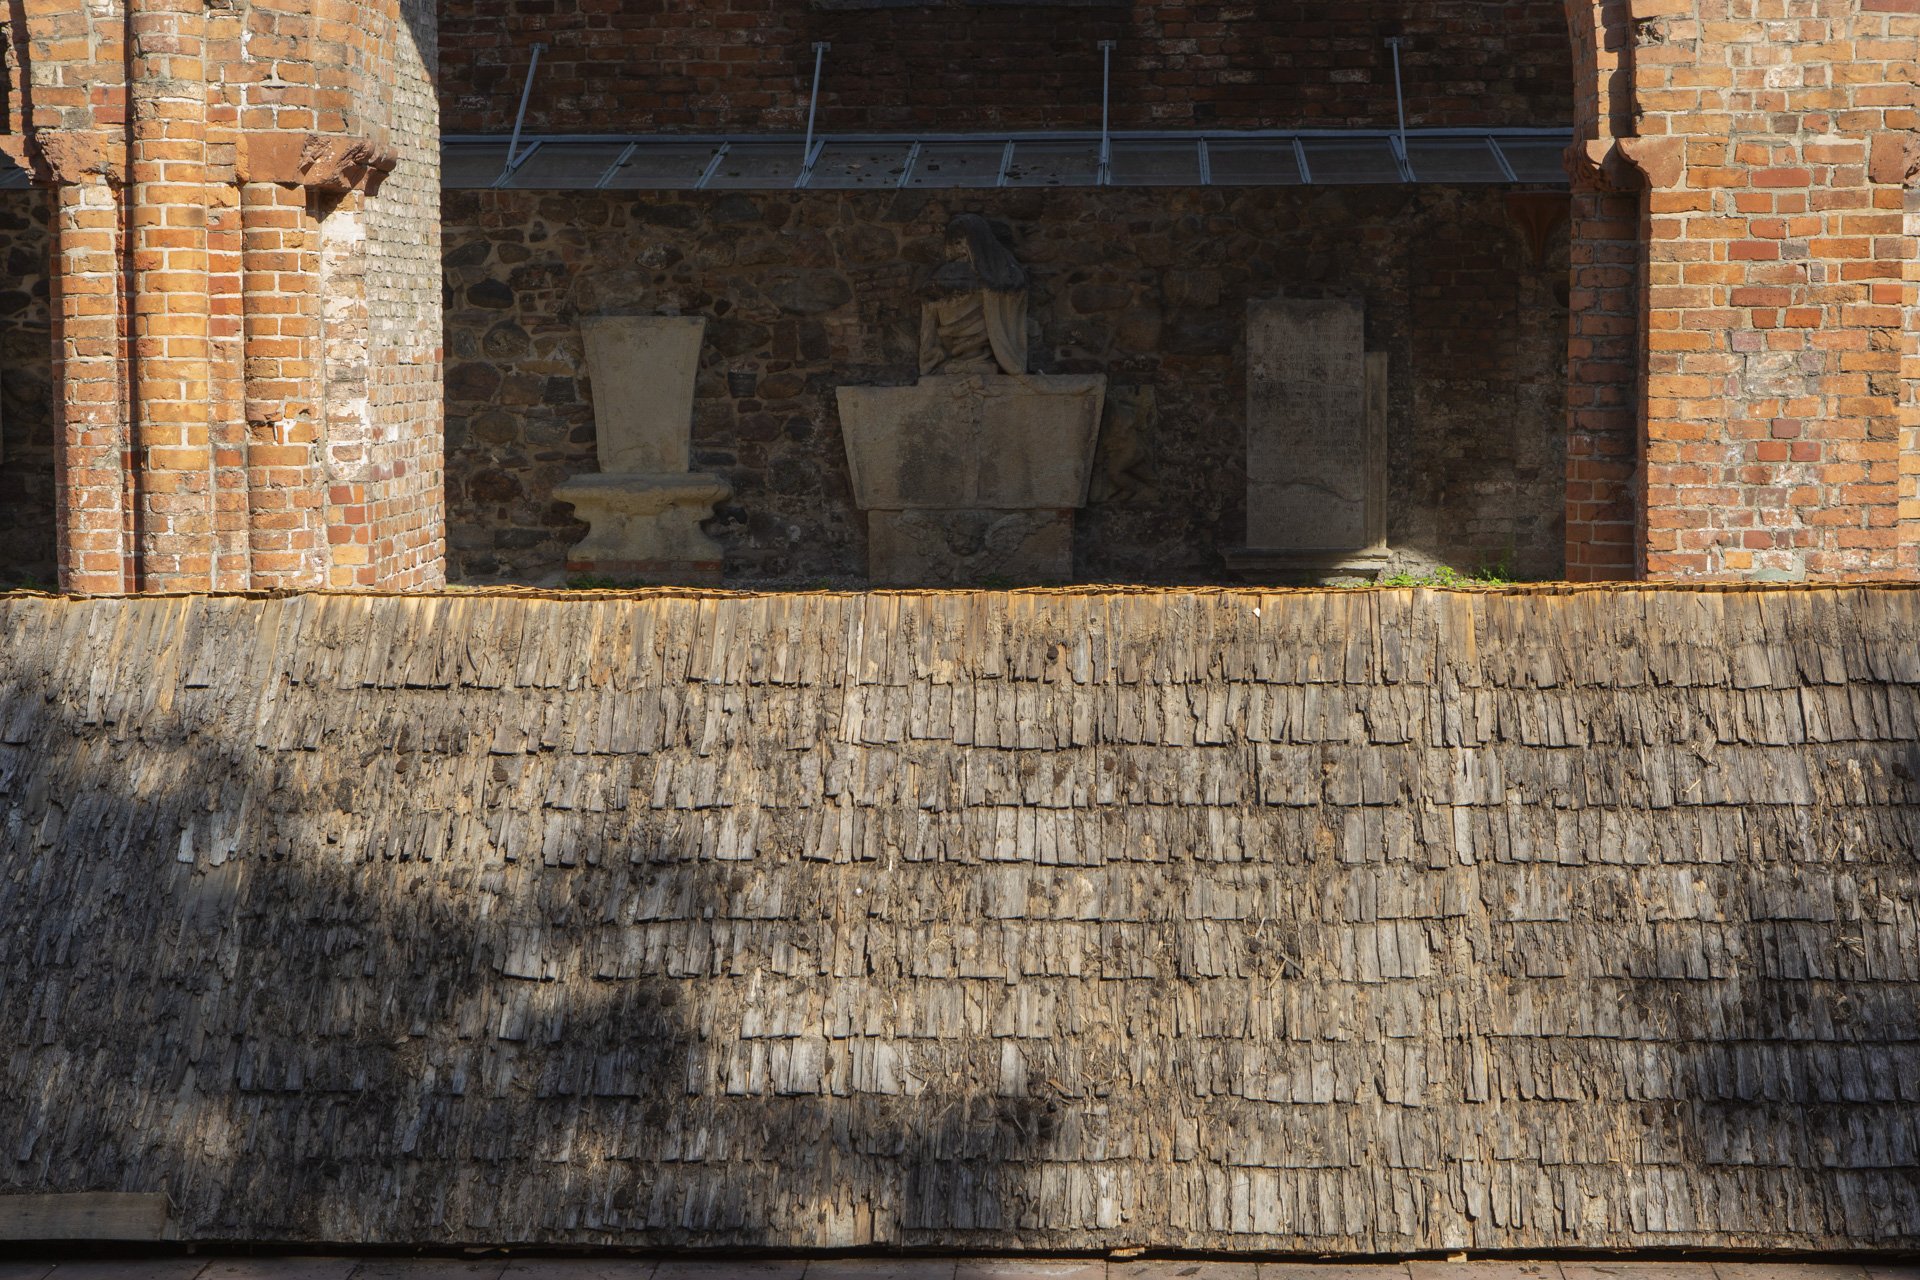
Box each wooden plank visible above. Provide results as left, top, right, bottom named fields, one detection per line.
left=0, top=1193, right=172, bottom=1242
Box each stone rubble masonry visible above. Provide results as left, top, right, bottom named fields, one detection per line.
left=1563, top=0, right=1920, bottom=582
left=439, top=186, right=1569, bottom=588
left=1, top=0, right=443, bottom=593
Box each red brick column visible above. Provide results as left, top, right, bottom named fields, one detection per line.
left=46, top=166, right=133, bottom=594
left=127, top=0, right=217, bottom=590
left=1564, top=184, right=1645, bottom=580
left=240, top=182, right=328, bottom=588
left=18, top=0, right=441, bottom=595
left=1561, top=0, right=1646, bottom=581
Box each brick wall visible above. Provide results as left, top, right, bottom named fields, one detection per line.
left=1563, top=0, right=1920, bottom=582
left=441, top=186, right=1568, bottom=587
left=351, top=0, right=447, bottom=590
left=3, top=0, right=444, bottom=593
left=439, top=0, right=1575, bottom=136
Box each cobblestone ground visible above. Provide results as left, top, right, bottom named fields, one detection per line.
left=3, top=1261, right=1915, bottom=1280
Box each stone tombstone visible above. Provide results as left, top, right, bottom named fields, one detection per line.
left=838, top=217, right=1105, bottom=586
left=1232, top=297, right=1388, bottom=581
left=580, top=315, right=703, bottom=474
left=554, top=316, right=731, bottom=585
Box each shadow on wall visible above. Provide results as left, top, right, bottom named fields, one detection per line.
left=0, top=185, right=53, bottom=587
left=0, top=593, right=1916, bottom=1249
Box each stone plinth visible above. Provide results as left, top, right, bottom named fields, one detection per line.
left=1227, top=298, right=1389, bottom=584
left=553, top=473, right=733, bottom=581
left=838, top=374, right=1105, bottom=585
left=558, top=316, right=730, bottom=584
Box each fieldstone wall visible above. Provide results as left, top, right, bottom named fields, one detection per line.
left=0, top=188, right=52, bottom=587
left=442, top=186, right=1569, bottom=586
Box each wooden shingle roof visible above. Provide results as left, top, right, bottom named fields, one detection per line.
left=1, top=588, right=1916, bottom=1251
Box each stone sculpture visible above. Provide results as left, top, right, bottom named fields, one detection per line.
left=840, top=218, right=1105, bottom=586
left=555, top=316, right=731, bottom=585
left=920, top=213, right=1030, bottom=377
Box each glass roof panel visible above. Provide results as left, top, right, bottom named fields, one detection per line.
left=605, top=143, right=725, bottom=190
left=1405, top=137, right=1509, bottom=183
left=806, top=141, right=916, bottom=189
left=1494, top=138, right=1571, bottom=184
left=1003, top=140, right=1101, bottom=187
left=1299, top=137, right=1402, bottom=184
left=1110, top=140, right=1202, bottom=186
left=443, top=143, right=512, bottom=188
left=441, top=132, right=1573, bottom=191
left=500, top=142, right=631, bottom=189
left=906, top=142, right=1009, bottom=188
left=1203, top=139, right=1302, bottom=186
left=703, top=142, right=808, bottom=189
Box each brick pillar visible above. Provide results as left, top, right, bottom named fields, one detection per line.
left=127, top=0, right=217, bottom=590
left=1561, top=0, right=1646, bottom=581
left=1564, top=184, right=1644, bottom=580
left=319, top=190, right=376, bottom=589
left=19, top=0, right=439, bottom=595
left=47, top=168, right=132, bottom=594
left=241, top=181, right=327, bottom=588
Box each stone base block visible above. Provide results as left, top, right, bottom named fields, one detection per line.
left=554, top=472, right=731, bottom=586
left=1224, top=547, right=1392, bottom=586
left=838, top=374, right=1106, bottom=510
left=868, top=509, right=1074, bottom=587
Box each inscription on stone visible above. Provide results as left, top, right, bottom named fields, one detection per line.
left=1246, top=297, right=1376, bottom=552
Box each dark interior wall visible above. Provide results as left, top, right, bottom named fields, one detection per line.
left=438, top=0, right=1575, bottom=135
left=0, top=189, right=52, bottom=587
left=441, top=185, right=1568, bottom=586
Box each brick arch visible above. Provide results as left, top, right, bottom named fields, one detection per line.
left=1560, top=0, right=1645, bottom=581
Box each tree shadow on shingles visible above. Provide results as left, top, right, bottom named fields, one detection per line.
left=0, top=700, right=1054, bottom=1252
left=1610, top=753, right=1920, bottom=1249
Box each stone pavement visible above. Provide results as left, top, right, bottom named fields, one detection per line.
left=1, top=1261, right=1914, bottom=1280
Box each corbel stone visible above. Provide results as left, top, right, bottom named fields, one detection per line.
left=1562, top=139, right=1645, bottom=193
left=1505, top=192, right=1572, bottom=267
left=239, top=130, right=399, bottom=194
left=1868, top=132, right=1920, bottom=186
left=25, top=130, right=126, bottom=185
left=1616, top=136, right=1686, bottom=189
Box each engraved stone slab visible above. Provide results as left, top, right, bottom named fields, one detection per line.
left=838, top=374, right=1106, bottom=510
left=580, top=316, right=707, bottom=475
left=837, top=373, right=1105, bottom=584
left=1245, top=298, right=1381, bottom=553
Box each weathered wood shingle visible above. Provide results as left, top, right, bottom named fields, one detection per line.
left=0, top=586, right=1916, bottom=1252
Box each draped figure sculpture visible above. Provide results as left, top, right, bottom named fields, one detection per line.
left=919, top=214, right=1029, bottom=377
left=839, top=212, right=1104, bottom=584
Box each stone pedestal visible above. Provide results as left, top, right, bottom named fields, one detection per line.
left=838, top=373, right=1106, bottom=585
left=556, top=316, right=731, bottom=585
left=1225, top=298, right=1390, bottom=584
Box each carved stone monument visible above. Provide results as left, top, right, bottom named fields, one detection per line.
left=555, top=316, right=731, bottom=585
left=1226, top=297, right=1389, bottom=583
left=839, top=216, right=1105, bottom=585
